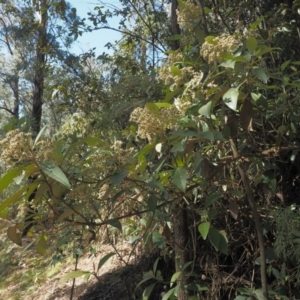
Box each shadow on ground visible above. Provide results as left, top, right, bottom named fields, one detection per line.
left=73, top=250, right=173, bottom=300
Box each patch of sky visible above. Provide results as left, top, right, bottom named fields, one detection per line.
left=69, top=0, right=122, bottom=55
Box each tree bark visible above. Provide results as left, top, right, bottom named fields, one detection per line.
left=31, top=0, right=48, bottom=137
left=173, top=204, right=191, bottom=300
left=169, top=1, right=191, bottom=299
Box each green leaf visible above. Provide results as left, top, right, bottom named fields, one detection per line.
left=136, top=271, right=155, bottom=290
left=198, top=222, right=210, bottom=240
left=252, top=67, right=269, bottom=84
left=153, top=257, right=160, bottom=274
left=208, top=227, right=228, bottom=255
left=281, top=60, right=291, bottom=71
left=7, top=226, right=22, bottom=246
left=146, top=102, right=160, bottom=114
left=13, top=172, right=25, bottom=185
left=198, top=101, right=212, bottom=117
left=34, top=125, right=47, bottom=147
left=59, top=270, right=90, bottom=283
left=173, top=167, right=187, bottom=192
left=142, top=283, right=157, bottom=300
left=162, top=287, right=176, bottom=300
left=152, top=232, right=165, bottom=249
left=97, top=252, right=115, bottom=271
left=250, top=17, right=264, bottom=30
left=170, top=271, right=181, bottom=285
left=148, top=195, right=157, bottom=212
left=39, top=162, right=71, bottom=189
left=205, top=36, right=217, bottom=45
left=105, top=219, right=122, bottom=231
left=253, top=289, right=265, bottom=300
left=223, top=88, right=239, bottom=111
left=169, top=65, right=181, bottom=76
left=0, top=183, right=36, bottom=212
left=138, top=154, right=147, bottom=172
left=0, top=165, right=25, bottom=193
left=154, top=102, right=172, bottom=108
left=246, top=37, right=258, bottom=53
left=36, top=235, right=47, bottom=255
left=220, top=60, right=235, bottom=69
left=111, top=170, right=128, bottom=186
left=204, top=192, right=222, bottom=208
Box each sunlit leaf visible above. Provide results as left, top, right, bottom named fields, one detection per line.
left=252, top=67, right=269, bottom=84
left=0, top=184, right=35, bottom=212
left=0, top=165, right=25, bottom=193
left=39, top=162, right=71, bottom=189
left=223, top=88, right=239, bottom=111
left=198, top=101, right=212, bottom=117
left=198, top=222, right=210, bottom=240
left=154, top=102, right=172, bottom=108
left=220, top=60, right=235, bottom=69
left=169, top=65, right=181, bottom=76
left=59, top=270, right=90, bottom=283
left=7, top=226, right=22, bottom=246
left=170, top=271, right=181, bottom=285
left=205, top=36, right=217, bottom=45
left=34, top=125, right=47, bottom=147
left=36, top=235, right=47, bottom=255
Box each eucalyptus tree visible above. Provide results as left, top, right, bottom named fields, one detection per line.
left=0, top=0, right=80, bottom=135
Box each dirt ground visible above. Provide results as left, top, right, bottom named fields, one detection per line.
left=31, top=242, right=139, bottom=300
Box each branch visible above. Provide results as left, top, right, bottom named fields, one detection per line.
left=229, top=138, right=268, bottom=299
left=93, top=25, right=166, bottom=53
left=219, top=145, right=300, bottom=163
left=0, top=105, right=15, bottom=115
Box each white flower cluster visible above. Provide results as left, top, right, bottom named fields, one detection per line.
left=130, top=106, right=180, bottom=141
left=177, top=1, right=201, bottom=32
left=159, top=52, right=199, bottom=92
left=110, top=139, right=135, bottom=165
left=0, top=129, right=53, bottom=167
left=200, top=34, right=240, bottom=63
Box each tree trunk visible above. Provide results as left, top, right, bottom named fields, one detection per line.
left=169, top=1, right=191, bottom=299
left=12, top=74, right=19, bottom=119
left=170, top=0, right=180, bottom=50
left=23, top=0, right=48, bottom=237
left=31, top=0, right=48, bottom=137
left=173, top=204, right=191, bottom=300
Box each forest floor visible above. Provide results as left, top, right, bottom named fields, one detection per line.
left=0, top=234, right=148, bottom=300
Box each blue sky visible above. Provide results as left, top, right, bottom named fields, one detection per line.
left=69, top=0, right=122, bottom=55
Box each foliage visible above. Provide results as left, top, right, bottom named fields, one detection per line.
left=2, top=0, right=300, bottom=300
